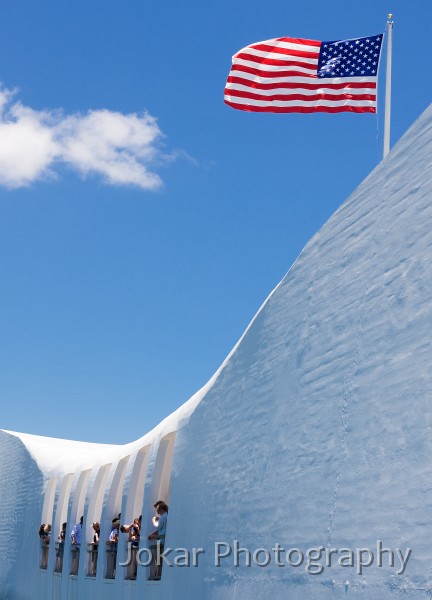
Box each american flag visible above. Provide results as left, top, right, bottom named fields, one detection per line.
left=224, top=34, right=384, bottom=113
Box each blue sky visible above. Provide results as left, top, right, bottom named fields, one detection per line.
left=0, top=0, right=430, bottom=444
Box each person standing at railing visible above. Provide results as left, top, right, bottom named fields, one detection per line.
left=152, top=500, right=164, bottom=526
left=54, top=523, right=66, bottom=572
left=92, top=522, right=100, bottom=544
left=59, top=522, right=67, bottom=543
left=70, top=516, right=83, bottom=575
left=88, top=522, right=100, bottom=576
left=148, top=503, right=168, bottom=580
left=121, top=516, right=141, bottom=579
left=106, top=518, right=120, bottom=579
left=39, top=523, right=51, bottom=569
left=71, top=516, right=83, bottom=545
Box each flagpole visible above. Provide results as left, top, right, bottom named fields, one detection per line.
left=383, top=14, right=393, bottom=159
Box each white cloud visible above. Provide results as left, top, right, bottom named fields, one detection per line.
left=0, top=87, right=165, bottom=190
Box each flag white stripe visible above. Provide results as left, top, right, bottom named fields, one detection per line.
left=228, top=71, right=377, bottom=86
left=232, top=57, right=317, bottom=74
left=225, top=83, right=376, bottom=97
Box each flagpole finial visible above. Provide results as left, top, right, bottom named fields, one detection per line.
left=387, top=13, right=393, bottom=21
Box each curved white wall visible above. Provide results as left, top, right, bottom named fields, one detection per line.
left=1, top=104, right=432, bottom=599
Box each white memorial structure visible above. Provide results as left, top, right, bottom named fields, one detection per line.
left=1, top=104, right=432, bottom=599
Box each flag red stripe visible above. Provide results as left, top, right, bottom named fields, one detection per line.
left=235, top=52, right=317, bottom=70
left=226, top=75, right=377, bottom=91
left=225, top=89, right=376, bottom=102
left=250, top=37, right=321, bottom=48
left=242, top=44, right=320, bottom=60
left=224, top=99, right=376, bottom=113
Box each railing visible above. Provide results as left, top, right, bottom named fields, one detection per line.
left=70, top=545, right=80, bottom=576
left=148, top=538, right=165, bottom=581
left=87, top=543, right=99, bottom=577
left=54, top=541, right=64, bottom=573
left=105, top=544, right=117, bottom=579
left=39, top=540, right=50, bottom=570
left=125, top=541, right=139, bottom=580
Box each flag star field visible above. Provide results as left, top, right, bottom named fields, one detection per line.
left=318, top=35, right=383, bottom=78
